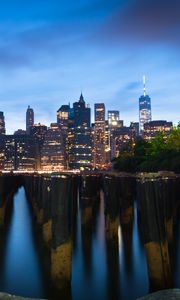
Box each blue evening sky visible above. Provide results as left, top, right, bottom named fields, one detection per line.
left=0, top=0, right=179, bottom=133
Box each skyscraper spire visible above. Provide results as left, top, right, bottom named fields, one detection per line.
left=79, top=92, right=85, bottom=103
left=139, top=75, right=152, bottom=134
left=143, top=75, right=146, bottom=96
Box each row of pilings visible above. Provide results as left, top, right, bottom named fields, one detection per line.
left=23, top=173, right=78, bottom=294
left=23, top=173, right=103, bottom=295
left=0, top=172, right=180, bottom=296
left=23, top=172, right=136, bottom=295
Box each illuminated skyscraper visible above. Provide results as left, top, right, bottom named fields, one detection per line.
left=0, top=112, right=5, bottom=135
left=139, top=76, right=152, bottom=134
left=57, top=105, right=70, bottom=130
left=41, top=123, right=65, bottom=171
left=68, top=94, right=92, bottom=170
left=29, top=123, right=47, bottom=169
left=93, top=103, right=110, bottom=169
left=108, top=110, right=119, bottom=127
left=30, top=123, right=47, bottom=146
left=95, top=103, right=105, bottom=122
left=26, top=105, right=34, bottom=134
left=73, top=93, right=90, bottom=127
left=108, top=110, right=123, bottom=159
left=57, top=104, right=71, bottom=164
left=0, top=134, right=37, bottom=171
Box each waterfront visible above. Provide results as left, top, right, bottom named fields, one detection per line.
left=0, top=175, right=179, bottom=300
left=0, top=176, right=180, bottom=300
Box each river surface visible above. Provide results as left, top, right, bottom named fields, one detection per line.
left=0, top=186, right=179, bottom=299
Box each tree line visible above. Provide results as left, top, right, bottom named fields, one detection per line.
left=113, top=124, right=180, bottom=173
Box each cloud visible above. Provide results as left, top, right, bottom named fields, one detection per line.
left=0, top=20, right=93, bottom=71
left=99, top=0, right=180, bottom=45
left=125, top=81, right=141, bottom=91
left=0, top=46, right=30, bottom=69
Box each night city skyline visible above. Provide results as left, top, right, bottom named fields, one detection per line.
left=0, top=0, right=179, bottom=134
left=0, top=84, right=177, bottom=134
left=0, top=3, right=180, bottom=299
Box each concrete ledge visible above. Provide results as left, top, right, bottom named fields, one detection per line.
left=0, top=292, right=46, bottom=300
left=137, top=289, right=180, bottom=300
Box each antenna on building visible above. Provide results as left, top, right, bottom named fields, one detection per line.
left=143, top=75, right=146, bottom=96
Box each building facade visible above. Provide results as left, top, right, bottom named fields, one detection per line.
left=68, top=126, right=92, bottom=170
left=139, top=77, right=151, bottom=134
left=26, top=106, right=34, bottom=134
left=73, top=93, right=90, bottom=127
left=0, top=112, right=5, bottom=135
left=0, top=135, right=37, bottom=171
left=143, top=120, right=173, bottom=140
left=29, top=123, right=47, bottom=169
left=93, top=104, right=106, bottom=169
left=41, top=123, right=65, bottom=171
left=108, top=110, right=123, bottom=159
left=68, top=94, right=92, bottom=170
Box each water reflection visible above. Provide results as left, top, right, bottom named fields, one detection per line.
left=1, top=178, right=179, bottom=300
left=72, top=189, right=149, bottom=300
left=0, top=187, right=47, bottom=298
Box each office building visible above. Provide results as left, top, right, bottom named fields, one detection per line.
left=26, top=106, right=34, bottom=134
left=14, top=129, right=27, bottom=135
left=0, top=135, right=37, bottom=171
left=112, top=126, right=133, bottom=157
left=0, top=112, right=5, bottom=135
left=68, top=126, right=92, bottom=170
left=108, top=110, right=120, bottom=127
left=73, top=93, right=90, bottom=127
left=143, top=120, right=173, bottom=140
left=68, top=94, right=92, bottom=170
left=29, top=123, right=47, bottom=169
left=30, top=123, right=47, bottom=146
left=108, top=110, right=123, bottom=159
left=93, top=103, right=110, bottom=169
left=41, top=123, right=65, bottom=171
left=57, top=105, right=70, bottom=130
left=95, top=103, right=105, bottom=122
left=139, top=77, right=151, bottom=134
left=57, top=104, right=71, bottom=163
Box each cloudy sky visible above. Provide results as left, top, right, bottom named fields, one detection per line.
left=0, top=0, right=179, bottom=133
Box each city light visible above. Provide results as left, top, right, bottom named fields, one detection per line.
left=0, top=90, right=175, bottom=172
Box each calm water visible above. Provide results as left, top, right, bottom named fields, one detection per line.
left=0, top=187, right=49, bottom=298
left=0, top=186, right=179, bottom=299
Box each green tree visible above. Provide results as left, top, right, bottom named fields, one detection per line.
left=166, top=126, right=180, bottom=151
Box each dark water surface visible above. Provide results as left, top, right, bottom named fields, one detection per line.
left=0, top=187, right=49, bottom=298
left=0, top=186, right=178, bottom=299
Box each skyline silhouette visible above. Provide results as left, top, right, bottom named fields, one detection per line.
left=0, top=0, right=179, bottom=133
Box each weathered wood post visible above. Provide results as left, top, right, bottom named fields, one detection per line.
left=80, top=174, right=101, bottom=228
left=80, top=174, right=101, bottom=273
left=0, top=175, right=19, bottom=227
left=51, top=175, right=73, bottom=290
left=42, top=175, right=52, bottom=246
left=119, top=176, right=135, bottom=226
left=103, top=175, right=120, bottom=241
left=137, top=175, right=175, bottom=291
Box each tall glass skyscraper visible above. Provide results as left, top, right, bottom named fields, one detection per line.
left=95, top=103, right=105, bottom=122
left=0, top=112, right=5, bottom=135
left=68, top=94, right=92, bottom=170
left=139, top=76, right=152, bottom=133
left=26, top=105, right=34, bottom=134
